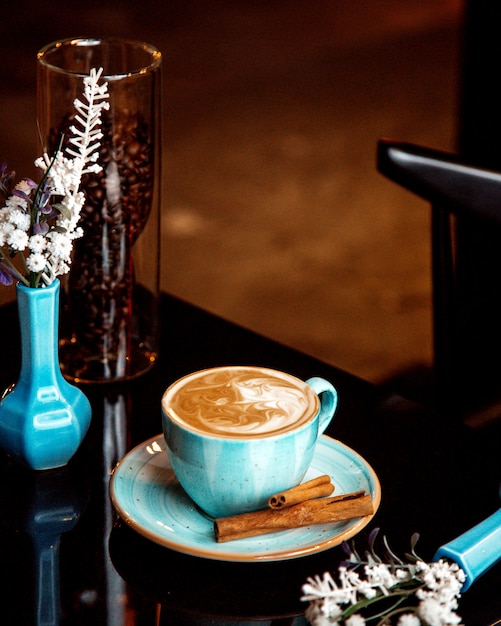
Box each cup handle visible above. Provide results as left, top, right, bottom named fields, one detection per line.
left=306, top=377, right=338, bottom=434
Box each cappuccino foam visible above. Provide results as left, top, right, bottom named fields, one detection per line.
left=162, top=366, right=319, bottom=437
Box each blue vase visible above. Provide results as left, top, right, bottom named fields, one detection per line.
left=0, top=279, right=92, bottom=470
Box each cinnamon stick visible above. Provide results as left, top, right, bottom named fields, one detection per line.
left=214, top=490, right=372, bottom=543
left=268, top=475, right=334, bottom=509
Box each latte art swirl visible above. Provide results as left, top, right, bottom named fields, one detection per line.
left=163, top=367, right=319, bottom=437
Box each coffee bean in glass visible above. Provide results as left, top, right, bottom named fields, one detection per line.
left=37, top=38, right=162, bottom=382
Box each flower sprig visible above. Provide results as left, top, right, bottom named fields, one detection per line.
left=302, top=529, right=465, bottom=626
left=0, top=67, right=109, bottom=288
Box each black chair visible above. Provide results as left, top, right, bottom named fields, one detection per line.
left=377, top=139, right=501, bottom=419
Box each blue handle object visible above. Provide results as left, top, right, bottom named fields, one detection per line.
left=434, top=508, right=501, bottom=591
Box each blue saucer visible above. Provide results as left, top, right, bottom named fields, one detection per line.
left=110, top=434, right=381, bottom=562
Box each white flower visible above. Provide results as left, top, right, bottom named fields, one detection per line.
left=303, top=571, right=357, bottom=605
left=415, top=560, right=464, bottom=615
left=397, top=614, right=421, bottom=626
left=4, top=193, right=27, bottom=210
left=364, top=563, right=400, bottom=594
left=47, top=231, right=73, bottom=260
left=344, top=568, right=377, bottom=599
left=0, top=219, right=9, bottom=246
left=417, top=597, right=461, bottom=626
left=345, top=615, right=365, bottom=626
left=396, top=568, right=413, bottom=581
left=305, top=600, right=343, bottom=626
left=0, top=217, right=14, bottom=234
left=7, top=229, right=28, bottom=251
left=302, top=573, right=339, bottom=600
left=47, top=152, right=81, bottom=195
left=7, top=207, right=30, bottom=230
left=86, top=162, right=102, bottom=174
left=50, top=258, right=70, bottom=276
left=15, top=180, right=33, bottom=195
left=34, top=155, right=50, bottom=172
left=28, top=235, right=47, bottom=253
left=73, top=226, right=84, bottom=240
left=26, top=253, right=47, bottom=273
left=302, top=534, right=465, bottom=626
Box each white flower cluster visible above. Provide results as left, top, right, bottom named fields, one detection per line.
left=0, top=67, right=109, bottom=288
left=302, top=559, right=465, bottom=626
left=414, top=561, right=465, bottom=626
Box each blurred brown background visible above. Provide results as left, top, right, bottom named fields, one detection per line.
left=0, top=0, right=463, bottom=384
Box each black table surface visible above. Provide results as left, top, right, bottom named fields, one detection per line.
left=0, top=293, right=500, bottom=625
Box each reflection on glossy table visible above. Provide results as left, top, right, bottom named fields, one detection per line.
left=0, top=294, right=500, bottom=625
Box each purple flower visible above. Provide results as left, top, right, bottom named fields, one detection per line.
left=33, top=222, right=49, bottom=235
left=12, top=188, right=32, bottom=204
left=0, top=264, right=13, bottom=285
left=37, top=182, right=54, bottom=214
left=0, top=163, right=16, bottom=202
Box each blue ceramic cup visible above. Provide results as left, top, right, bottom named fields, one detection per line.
left=161, top=365, right=338, bottom=519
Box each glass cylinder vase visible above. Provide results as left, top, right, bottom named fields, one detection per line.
left=37, top=38, right=162, bottom=383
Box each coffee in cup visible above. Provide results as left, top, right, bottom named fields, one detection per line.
left=161, top=365, right=337, bottom=518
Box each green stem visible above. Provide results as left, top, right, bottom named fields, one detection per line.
left=342, top=587, right=419, bottom=621
left=29, top=272, right=40, bottom=288
left=376, top=606, right=419, bottom=626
